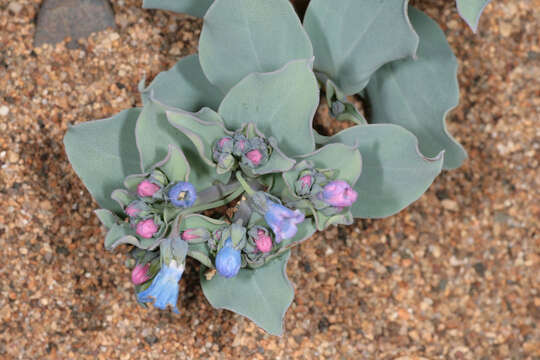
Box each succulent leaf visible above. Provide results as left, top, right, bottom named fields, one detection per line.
left=304, top=0, right=419, bottom=95
left=366, top=7, right=467, bottom=170
left=199, top=0, right=313, bottom=93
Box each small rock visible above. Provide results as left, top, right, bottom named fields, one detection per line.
left=318, top=316, right=330, bottom=332
left=473, top=262, right=486, bottom=277
left=442, top=199, right=459, bottom=211
left=34, top=0, right=116, bottom=49
left=8, top=2, right=23, bottom=14
left=143, top=334, right=158, bottom=346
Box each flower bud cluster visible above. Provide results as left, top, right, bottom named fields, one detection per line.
left=213, top=131, right=270, bottom=173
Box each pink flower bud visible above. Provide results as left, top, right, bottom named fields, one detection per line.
left=246, top=150, right=263, bottom=166
left=136, top=219, right=158, bottom=239
left=300, top=175, right=312, bottom=187
left=255, top=229, right=273, bottom=253
left=131, top=264, right=150, bottom=285
left=125, top=204, right=140, bottom=217
left=218, top=137, right=232, bottom=148
left=137, top=180, right=160, bottom=197
left=181, top=229, right=199, bottom=241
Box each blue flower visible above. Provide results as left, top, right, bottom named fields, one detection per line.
left=168, top=182, right=197, bottom=208
left=264, top=200, right=305, bottom=243
left=137, top=261, right=184, bottom=313
left=215, top=239, right=241, bottom=278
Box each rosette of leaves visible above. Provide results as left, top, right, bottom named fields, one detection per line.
left=64, top=0, right=471, bottom=336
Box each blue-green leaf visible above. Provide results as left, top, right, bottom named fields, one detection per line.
left=64, top=108, right=141, bottom=213
left=366, top=7, right=467, bottom=170
left=140, top=54, right=223, bottom=110
left=199, top=0, right=313, bottom=93
left=135, top=102, right=220, bottom=191
left=94, top=209, right=119, bottom=229
left=304, top=0, right=418, bottom=95
left=321, top=124, right=443, bottom=219
left=166, top=108, right=230, bottom=167
left=201, top=251, right=294, bottom=335
left=296, top=143, right=362, bottom=185
left=456, top=0, right=491, bottom=32
left=142, top=0, right=213, bottom=17
left=218, top=59, right=319, bottom=157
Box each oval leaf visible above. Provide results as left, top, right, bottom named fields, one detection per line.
left=218, top=59, right=319, bottom=157
left=136, top=102, right=222, bottom=191
left=366, top=7, right=467, bottom=170
left=142, top=0, right=213, bottom=17
left=304, top=0, right=418, bottom=95
left=199, top=0, right=313, bottom=92
left=201, top=251, right=294, bottom=335
left=322, top=124, right=443, bottom=219
left=140, top=54, right=223, bottom=110
left=64, top=108, right=141, bottom=213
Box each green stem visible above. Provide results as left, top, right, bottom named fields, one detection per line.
left=235, top=171, right=255, bottom=197
left=185, top=186, right=245, bottom=214
left=165, top=187, right=245, bottom=222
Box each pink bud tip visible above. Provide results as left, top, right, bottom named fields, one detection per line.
left=136, top=219, right=158, bottom=239
left=137, top=180, right=160, bottom=197
left=255, top=229, right=273, bottom=253
left=125, top=204, right=139, bottom=217
left=246, top=150, right=263, bottom=166
left=131, top=264, right=150, bottom=285
left=218, top=137, right=232, bottom=147
left=181, top=229, right=199, bottom=241
left=299, top=175, right=312, bottom=187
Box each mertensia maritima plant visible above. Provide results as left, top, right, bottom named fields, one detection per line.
left=64, top=0, right=486, bottom=335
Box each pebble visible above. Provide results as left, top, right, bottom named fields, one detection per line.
left=0, top=106, right=9, bottom=116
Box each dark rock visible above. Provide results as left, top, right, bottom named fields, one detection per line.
left=318, top=316, right=330, bottom=332
left=143, top=334, right=159, bottom=346
left=473, top=262, right=486, bottom=277
left=34, top=0, right=116, bottom=49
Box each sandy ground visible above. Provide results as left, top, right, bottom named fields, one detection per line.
left=0, top=0, right=538, bottom=359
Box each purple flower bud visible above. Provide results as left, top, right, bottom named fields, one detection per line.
left=320, top=180, right=358, bottom=207
left=215, top=239, right=241, bottom=278
left=131, top=263, right=151, bottom=285
left=181, top=229, right=199, bottom=241
left=137, top=180, right=160, bottom=197
left=264, top=200, right=304, bottom=243
left=168, top=182, right=197, bottom=208
left=136, top=219, right=158, bottom=239
left=246, top=149, right=263, bottom=166
left=255, top=229, right=273, bottom=253
left=125, top=203, right=140, bottom=217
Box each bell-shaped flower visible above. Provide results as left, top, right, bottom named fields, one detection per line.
left=264, top=199, right=305, bottom=243
left=168, top=182, right=197, bottom=208
left=137, top=260, right=184, bottom=313
left=319, top=180, right=358, bottom=208
left=215, top=238, right=241, bottom=278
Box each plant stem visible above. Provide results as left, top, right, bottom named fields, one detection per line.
left=235, top=171, right=256, bottom=197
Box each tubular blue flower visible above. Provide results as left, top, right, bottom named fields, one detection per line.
left=264, top=200, right=305, bottom=243
left=320, top=180, right=358, bottom=208
left=137, top=260, right=184, bottom=314
left=215, top=239, right=241, bottom=278
left=168, top=182, right=197, bottom=208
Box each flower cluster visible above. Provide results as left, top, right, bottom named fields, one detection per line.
left=65, top=0, right=464, bottom=335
